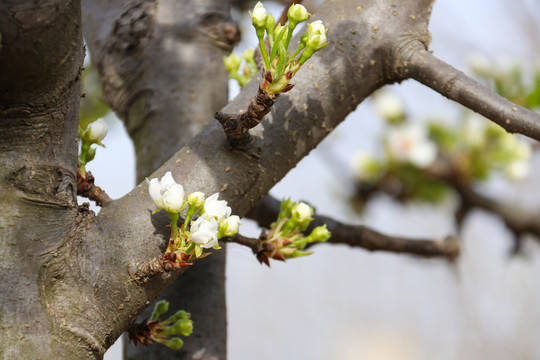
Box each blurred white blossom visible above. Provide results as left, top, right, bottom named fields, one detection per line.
left=387, top=123, right=437, bottom=168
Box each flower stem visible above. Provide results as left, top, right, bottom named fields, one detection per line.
left=258, top=37, right=271, bottom=70
left=169, top=212, right=180, bottom=242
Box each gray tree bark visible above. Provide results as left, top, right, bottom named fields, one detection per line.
left=2, top=0, right=540, bottom=359
left=81, top=1, right=237, bottom=358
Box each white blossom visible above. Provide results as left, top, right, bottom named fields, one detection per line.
left=146, top=172, right=185, bottom=213
left=373, top=91, right=404, bottom=122
left=203, top=193, right=231, bottom=221
left=462, top=112, right=487, bottom=147
left=87, top=118, right=108, bottom=143
left=352, top=151, right=380, bottom=181
left=505, top=160, right=530, bottom=181
left=219, top=215, right=242, bottom=237
left=191, top=217, right=219, bottom=248
left=387, top=123, right=437, bottom=168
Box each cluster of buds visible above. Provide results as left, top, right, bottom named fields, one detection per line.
left=257, top=199, right=331, bottom=266
left=78, top=118, right=108, bottom=177
left=249, top=2, right=328, bottom=96
left=147, top=172, right=241, bottom=270
left=130, top=300, right=193, bottom=350
left=224, top=48, right=259, bottom=88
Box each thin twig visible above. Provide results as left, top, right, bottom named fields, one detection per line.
left=246, top=196, right=460, bottom=260
left=406, top=50, right=540, bottom=141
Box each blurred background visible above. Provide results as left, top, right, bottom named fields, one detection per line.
left=89, top=0, right=540, bottom=358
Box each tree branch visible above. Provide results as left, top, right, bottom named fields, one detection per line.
left=246, top=196, right=459, bottom=260
left=404, top=50, right=540, bottom=141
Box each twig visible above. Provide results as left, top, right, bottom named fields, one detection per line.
left=77, top=167, right=112, bottom=206
left=406, top=50, right=540, bottom=141
left=246, top=196, right=460, bottom=260
left=215, top=84, right=276, bottom=154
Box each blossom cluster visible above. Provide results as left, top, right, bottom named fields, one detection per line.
left=147, top=172, right=241, bottom=268
left=224, top=2, right=328, bottom=95
left=256, top=199, right=331, bottom=266
left=78, top=118, right=109, bottom=177
left=352, top=68, right=535, bottom=203
left=130, top=299, right=193, bottom=350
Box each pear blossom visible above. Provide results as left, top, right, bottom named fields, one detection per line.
left=292, top=202, right=313, bottom=223
left=373, top=91, right=404, bottom=122
left=87, top=118, right=108, bottom=143
left=352, top=151, right=381, bottom=181
left=147, top=172, right=185, bottom=213
left=190, top=217, right=219, bottom=248
left=387, top=123, right=437, bottom=168
left=505, top=160, right=530, bottom=181
left=219, top=215, right=242, bottom=237
left=462, top=112, right=487, bottom=147
left=203, top=193, right=231, bottom=221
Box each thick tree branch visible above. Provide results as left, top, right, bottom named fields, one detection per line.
left=0, top=0, right=85, bottom=358
left=82, top=0, right=238, bottom=358
left=404, top=50, right=540, bottom=141
left=77, top=1, right=440, bottom=354
left=246, top=196, right=460, bottom=260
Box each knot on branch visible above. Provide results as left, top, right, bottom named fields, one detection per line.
left=215, top=85, right=276, bottom=154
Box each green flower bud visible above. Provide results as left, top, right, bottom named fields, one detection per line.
left=151, top=300, right=169, bottom=321
left=162, top=337, right=184, bottom=350
left=243, top=48, right=255, bottom=63
left=250, top=2, right=268, bottom=37
left=292, top=202, right=313, bottom=223
left=218, top=215, right=242, bottom=237
left=223, top=53, right=242, bottom=73
left=287, top=4, right=310, bottom=28
left=187, top=191, right=205, bottom=209
left=307, top=225, right=331, bottom=243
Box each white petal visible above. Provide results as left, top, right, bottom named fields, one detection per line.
left=147, top=178, right=163, bottom=206
left=162, top=183, right=184, bottom=213
left=160, top=172, right=176, bottom=188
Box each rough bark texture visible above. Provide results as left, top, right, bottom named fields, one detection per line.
left=0, top=0, right=85, bottom=358
left=3, top=0, right=539, bottom=358
left=82, top=0, right=237, bottom=358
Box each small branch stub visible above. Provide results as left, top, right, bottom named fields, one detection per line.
left=215, top=84, right=276, bottom=151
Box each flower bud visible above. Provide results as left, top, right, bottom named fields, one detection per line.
left=86, top=118, right=108, bottom=143
left=219, top=215, right=242, bottom=237
left=308, top=20, right=326, bottom=35
left=308, top=225, right=331, bottom=243
left=243, top=48, right=255, bottom=63
left=187, top=191, right=205, bottom=208
left=224, top=53, right=242, bottom=73
left=162, top=338, right=184, bottom=350
left=250, top=2, right=268, bottom=30
left=292, top=202, right=313, bottom=223
left=287, top=4, right=310, bottom=27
